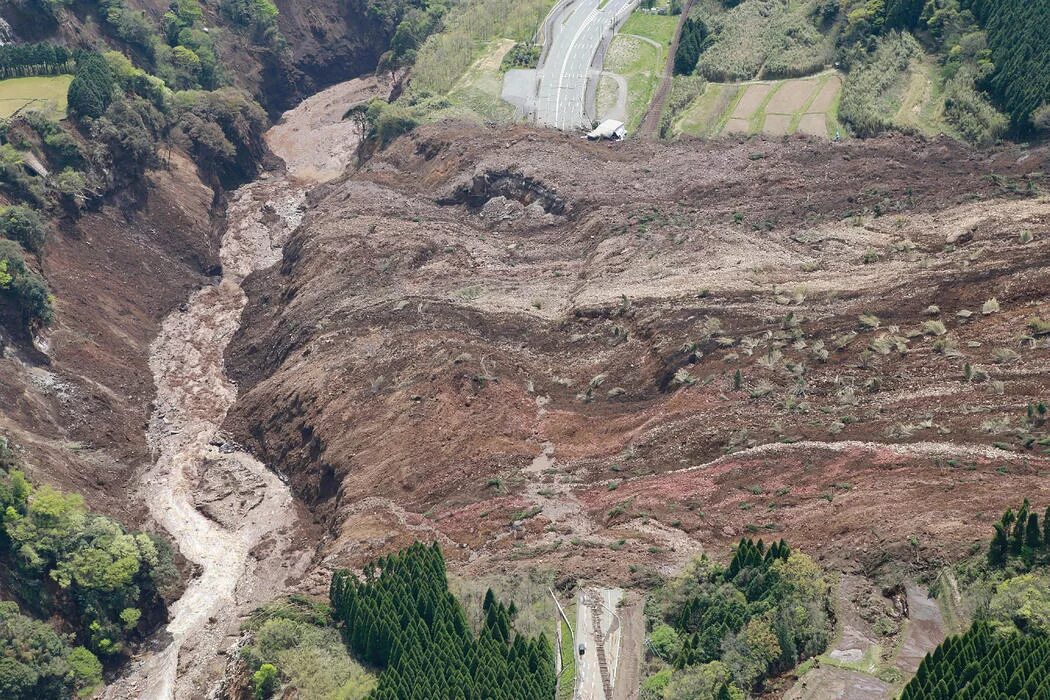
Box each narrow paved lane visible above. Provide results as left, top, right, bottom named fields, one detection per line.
left=575, top=587, right=624, bottom=700
left=535, top=0, right=636, bottom=130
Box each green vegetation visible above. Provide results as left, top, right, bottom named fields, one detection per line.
left=240, top=595, right=377, bottom=699
left=0, top=240, right=53, bottom=330
left=603, top=30, right=666, bottom=132
left=0, top=75, right=72, bottom=119
left=674, top=17, right=710, bottom=76
left=899, top=620, right=1050, bottom=699
left=0, top=205, right=47, bottom=255
left=964, top=0, right=1050, bottom=133
left=689, top=0, right=831, bottom=81
left=620, top=11, right=678, bottom=47
left=648, top=538, right=832, bottom=695
left=501, top=42, right=541, bottom=70
left=0, top=463, right=175, bottom=660
left=0, top=47, right=269, bottom=334
left=329, top=542, right=556, bottom=699
left=0, top=437, right=177, bottom=700
left=367, top=0, right=451, bottom=71
left=556, top=618, right=575, bottom=700
left=667, top=0, right=1046, bottom=142
left=408, top=0, right=552, bottom=96
left=0, top=601, right=103, bottom=699
left=0, top=44, right=74, bottom=80
left=659, top=74, right=707, bottom=137
left=986, top=499, right=1050, bottom=569
left=839, top=31, right=921, bottom=137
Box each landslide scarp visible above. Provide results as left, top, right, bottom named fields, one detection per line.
left=224, top=123, right=1050, bottom=579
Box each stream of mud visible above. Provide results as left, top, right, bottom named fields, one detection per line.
left=103, top=77, right=380, bottom=700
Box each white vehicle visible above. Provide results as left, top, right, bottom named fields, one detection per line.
left=586, top=119, right=626, bottom=140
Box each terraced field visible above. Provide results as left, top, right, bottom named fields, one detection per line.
left=674, top=70, right=843, bottom=138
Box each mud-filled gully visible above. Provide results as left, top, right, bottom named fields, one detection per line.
left=103, top=77, right=381, bottom=700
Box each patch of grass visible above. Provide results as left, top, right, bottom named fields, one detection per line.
left=557, top=619, right=575, bottom=700
left=0, top=75, right=73, bottom=119
left=620, top=11, right=677, bottom=48
left=603, top=31, right=665, bottom=132
left=409, top=0, right=555, bottom=97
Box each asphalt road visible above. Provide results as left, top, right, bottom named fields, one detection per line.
left=575, top=587, right=623, bottom=700
left=535, top=0, right=636, bottom=131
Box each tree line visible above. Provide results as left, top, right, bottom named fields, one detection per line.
left=673, top=18, right=710, bottom=76
left=329, top=542, right=556, bottom=700
left=0, top=43, right=74, bottom=79
left=962, top=0, right=1050, bottom=133
left=987, top=499, right=1050, bottom=568
left=0, top=438, right=177, bottom=698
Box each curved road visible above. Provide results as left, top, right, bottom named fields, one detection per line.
left=535, top=0, right=636, bottom=130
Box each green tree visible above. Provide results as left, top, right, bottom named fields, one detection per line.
left=663, top=661, right=745, bottom=700
left=68, top=53, right=116, bottom=120
left=988, top=522, right=1008, bottom=567
left=0, top=207, right=47, bottom=255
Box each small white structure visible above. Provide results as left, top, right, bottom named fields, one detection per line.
left=586, top=119, right=626, bottom=140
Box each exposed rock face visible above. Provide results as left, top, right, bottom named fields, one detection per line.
left=225, top=123, right=1050, bottom=579
left=274, top=0, right=387, bottom=101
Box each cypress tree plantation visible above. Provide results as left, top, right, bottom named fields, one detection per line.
left=899, top=621, right=1050, bottom=700
left=987, top=499, right=1050, bottom=569
left=329, top=542, right=556, bottom=700
left=961, top=0, right=1050, bottom=132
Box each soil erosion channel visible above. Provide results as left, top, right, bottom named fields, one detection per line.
left=104, top=78, right=379, bottom=700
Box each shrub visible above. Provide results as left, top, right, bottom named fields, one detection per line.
left=252, top=663, right=279, bottom=699
left=0, top=601, right=103, bottom=700
left=943, top=71, right=1007, bottom=145
left=500, top=42, right=541, bottom=71
left=0, top=206, right=47, bottom=255
left=42, top=132, right=84, bottom=170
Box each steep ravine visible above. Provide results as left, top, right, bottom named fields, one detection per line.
left=103, top=77, right=381, bottom=700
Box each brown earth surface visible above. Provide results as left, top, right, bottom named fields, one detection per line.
left=0, top=150, right=219, bottom=521
left=222, top=122, right=1050, bottom=584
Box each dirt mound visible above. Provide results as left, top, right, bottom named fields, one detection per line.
left=224, top=122, right=1049, bottom=578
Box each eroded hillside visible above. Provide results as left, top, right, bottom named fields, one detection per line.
left=224, top=123, right=1050, bottom=583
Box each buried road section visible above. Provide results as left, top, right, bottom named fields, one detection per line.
left=575, top=587, right=624, bottom=700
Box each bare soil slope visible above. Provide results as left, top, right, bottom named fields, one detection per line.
left=226, top=124, right=1050, bottom=581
